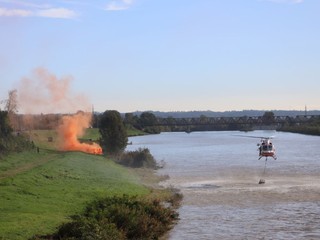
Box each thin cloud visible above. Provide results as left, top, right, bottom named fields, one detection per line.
left=0, top=0, right=78, bottom=19
left=37, top=8, right=77, bottom=19
left=0, top=8, right=32, bottom=17
left=105, top=0, right=134, bottom=11
left=0, top=7, right=77, bottom=18
left=0, top=0, right=136, bottom=17
left=0, top=0, right=51, bottom=9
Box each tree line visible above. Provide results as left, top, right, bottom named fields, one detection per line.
left=2, top=107, right=320, bottom=158
left=120, top=111, right=320, bottom=134
left=95, top=110, right=320, bottom=156
left=105, top=111, right=278, bottom=133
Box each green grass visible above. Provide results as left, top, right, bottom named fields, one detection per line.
left=126, top=127, right=146, bottom=137
left=0, top=149, right=149, bottom=240
left=28, top=130, right=59, bottom=150
left=0, top=128, right=151, bottom=239
left=79, top=127, right=146, bottom=143
left=81, top=128, right=100, bottom=141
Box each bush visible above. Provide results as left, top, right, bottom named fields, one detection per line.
left=56, top=216, right=125, bottom=240
left=118, top=148, right=157, bottom=169
left=35, top=195, right=179, bottom=240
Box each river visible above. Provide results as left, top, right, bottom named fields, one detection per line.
left=126, top=131, right=320, bottom=240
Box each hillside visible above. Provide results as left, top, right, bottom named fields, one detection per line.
left=0, top=130, right=149, bottom=239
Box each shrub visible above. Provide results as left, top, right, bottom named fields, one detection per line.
left=118, top=148, right=157, bottom=169
left=56, top=216, right=125, bottom=240
left=35, top=195, right=179, bottom=240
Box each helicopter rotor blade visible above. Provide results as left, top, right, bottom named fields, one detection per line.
left=233, top=135, right=275, bottom=139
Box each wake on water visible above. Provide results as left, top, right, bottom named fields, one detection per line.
left=161, top=169, right=320, bottom=240
left=161, top=168, right=320, bottom=206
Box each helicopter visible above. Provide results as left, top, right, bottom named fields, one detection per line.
left=235, top=134, right=277, bottom=184
left=257, top=137, right=277, bottom=160
left=256, top=136, right=277, bottom=184
left=236, top=135, right=277, bottom=160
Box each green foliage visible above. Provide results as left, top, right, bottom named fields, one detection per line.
left=99, top=110, right=128, bottom=156
left=279, top=116, right=320, bottom=136
left=0, top=110, right=33, bottom=157
left=53, top=216, right=125, bottom=240
left=0, top=111, right=13, bottom=155
left=118, top=148, right=157, bottom=169
left=137, top=112, right=161, bottom=134
left=0, top=110, right=12, bottom=136
left=139, top=112, right=158, bottom=126
left=124, top=113, right=139, bottom=127
left=262, top=111, right=275, bottom=125
left=47, top=195, right=178, bottom=240
left=142, top=126, right=161, bottom=134
left=279, top=125, right=320, bottom=136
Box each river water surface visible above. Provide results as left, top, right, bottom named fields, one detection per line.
left=126, top=131, right=320, bottom=239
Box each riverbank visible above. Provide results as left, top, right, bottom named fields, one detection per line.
left=278, top=125, right=320, bottom=136
left=0, top=129, right=180, bottom=239
left=0, top=150, right=150, bottom=239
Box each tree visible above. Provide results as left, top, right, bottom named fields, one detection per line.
left=99, top=110, right=128, bottom=155
left=2, top=89, right=19, bottom=131
left=139, top=112, right=158, bottom=127
left=5, top=89, right=18, bottom=114
left=138, top=112, right=160, bottom=134
left=262, top=111, right=275, bottom=125
left=200, top=114, right=208, bottom=124
left=0, top=110, right=13, bottom=137
left=124, top=112, right=138, bottom=127
left=0, top=110, right=31, bottom=156
left=0, top=111, right=13, bottom=153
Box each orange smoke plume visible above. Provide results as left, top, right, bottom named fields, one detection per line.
left=16, top=67, right=103, bottom=155
left=58, top=111, right=102, bottom=155
left=18, top=67, right=89, bottom=114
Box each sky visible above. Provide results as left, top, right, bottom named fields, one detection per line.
left=0, top=0, right=319, bottom=113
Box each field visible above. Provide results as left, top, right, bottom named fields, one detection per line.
left=0, top=129, right=150, bottom=239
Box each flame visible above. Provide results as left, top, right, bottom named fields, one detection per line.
left=58, top=111, right=103, bottom=155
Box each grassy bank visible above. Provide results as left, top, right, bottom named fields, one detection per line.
left=0, top=128, right=153, bottom=240
left=0, top=150, right=149, bottom=239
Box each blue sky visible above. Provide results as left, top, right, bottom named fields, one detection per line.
left=0, top=0, right=319, bottom=113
